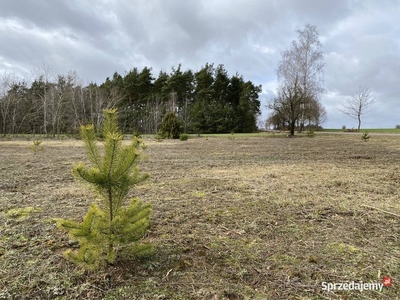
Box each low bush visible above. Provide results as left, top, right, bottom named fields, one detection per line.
left=30, top=140, right=44, bottom=156
left=307, top=129, right=315, bottom=137
left=362, top=131, right=370, bottom=142
left=160, top=112, right=183, bottom=139
left=179, top=133, right=189, bottom=141
left=154, top=131, right=164, bottom=142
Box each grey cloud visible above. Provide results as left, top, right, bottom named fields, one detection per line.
left=0, top=0, right=113, bottom=38
left=0, top=0, right=398, bottom=127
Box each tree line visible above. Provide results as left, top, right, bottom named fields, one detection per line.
left=0, top=63, right=262, bottom=137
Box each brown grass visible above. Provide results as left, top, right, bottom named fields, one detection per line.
left=0, top=134, right=399, bottom=299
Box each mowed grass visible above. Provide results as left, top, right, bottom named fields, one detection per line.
left=0, top=135, right=399, bottom=299
left=322, top=128, right=400, bottom=134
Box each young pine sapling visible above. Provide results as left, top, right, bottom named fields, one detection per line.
left=57, top=109, right=152, bottom=269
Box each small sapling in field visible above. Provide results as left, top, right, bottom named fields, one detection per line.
left=57, top=109, right=153, bottom=270
left=307, top=129, right=315, bottom=137
left=361, top=131, right=370, bottom=142
left=154, top=130, right=164, bottom=142
left=30, top=140, right=44, bottom=156
left=179, top=133, right=189, bottom=141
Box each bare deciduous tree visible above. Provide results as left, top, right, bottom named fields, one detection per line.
left=7, top=80, right=29, bottom=136
left=0, top=72, right=19, bottom=136
left=50, top=74, right=74, bottom=138
left=340, top=86, right=375, bottom=131
left=87, top=84, right=124, bottom=133
left=0, top=73, right=12, bottom=136
left=314, top=101, right=327, bottom=128
left=305, top=99, right=327, bottom=128
left=268, top=24, right=325, bottom=136
left=32, top=65, right=54, bottom=135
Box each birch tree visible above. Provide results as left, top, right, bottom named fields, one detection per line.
left=340, top=86, right=375, bottom=131
left=269, top=24, right=325, bottom=136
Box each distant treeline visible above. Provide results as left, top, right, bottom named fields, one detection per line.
left=0, top=63, right=261, bottom=137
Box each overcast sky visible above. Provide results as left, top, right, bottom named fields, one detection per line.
left=0, top=0, right=399, bottom=128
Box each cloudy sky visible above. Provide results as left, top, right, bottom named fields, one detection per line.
left=0, top=0, right=399, bottom=128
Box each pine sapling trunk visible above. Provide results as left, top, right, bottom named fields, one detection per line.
left=106, top=137, right=118, bottom=261
left=108, top=186, right=114, bottom=260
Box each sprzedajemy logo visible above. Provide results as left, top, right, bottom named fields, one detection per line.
left=321, top=276, right=392, bottom=293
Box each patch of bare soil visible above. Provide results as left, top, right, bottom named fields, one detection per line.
left=0, top=135, right=399, bottom=299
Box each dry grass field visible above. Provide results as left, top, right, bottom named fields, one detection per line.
left=1, top=133, right=399, bottom=299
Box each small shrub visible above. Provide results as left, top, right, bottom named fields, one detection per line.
left=342, top=125, right=346, bottom=131
left=361, top=131, right=370, bottom=142
left=228, top=131, right=235, bottom=140
left=307, top=129, right=315, bottom=137
left=160, top=112, right=183, bottom=139
left=179, top=133, right=189, bottom=141
left=154, top=131, right=164, bottom=142
left=396, top=125, right=400, bottom=129
left=30, top=140, right=44, bottom=156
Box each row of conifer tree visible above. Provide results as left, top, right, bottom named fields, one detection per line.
left=0, top=63, right=261, bottom=137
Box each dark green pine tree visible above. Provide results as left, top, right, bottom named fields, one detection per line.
left=191, top=63, right=215, bottom=134
left=160, top=111, right=183, bottom=139
left=57, top=108, right=152, bottom=269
